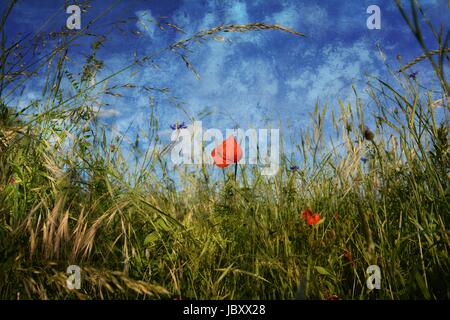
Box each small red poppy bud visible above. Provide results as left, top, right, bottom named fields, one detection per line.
left=363, top=127, right=374, bottom=141
left=343, top=249, right=356, bottom=267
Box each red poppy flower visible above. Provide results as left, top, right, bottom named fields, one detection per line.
left=302, top=208, right=321, bottom=225
left=211, top=136, right=243, bottom=168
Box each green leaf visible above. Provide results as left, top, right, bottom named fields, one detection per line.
left=156, top=218, right=171, bottom=232
left=315, top=266, right=332, bottom=277
left=415, top=272, right=431, bottom=299
left=144, top=232, right=159, bottom=246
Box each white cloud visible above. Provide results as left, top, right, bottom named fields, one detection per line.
left=225, top=1, right=249, bottom=24
left=271, top=5, right=298, bottom=27
left=93, top=107, right=121, bottom=118
left=285, top=40, right=381, bottom=108
left=265, top=3, right=329, bottom=37
left=136, top=9, right=157, bottom=39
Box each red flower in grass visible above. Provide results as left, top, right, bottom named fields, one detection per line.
left=9, top=176, right=16, bottom=185
left=302, top=208, right=321, bottom=225
left=211, top=136, right=243, bottom=168
left=343, top=249, right=356, bottom=267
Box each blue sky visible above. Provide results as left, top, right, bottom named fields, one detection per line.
left=3, top=0, right=449, bottom=166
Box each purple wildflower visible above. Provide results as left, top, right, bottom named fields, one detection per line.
left=408, top=71, right=418, bottom=80
left=170, top=122, right=188, bottom=130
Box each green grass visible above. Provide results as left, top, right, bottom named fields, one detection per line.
left=0, top=0, right=449, bottom=300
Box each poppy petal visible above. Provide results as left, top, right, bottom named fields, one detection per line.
left=211, top=136, right=243, bottom=168
left=212, top=153, right=230, bottom=168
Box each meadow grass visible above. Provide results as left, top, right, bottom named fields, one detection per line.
left=0, top=0, right=449, bottom=299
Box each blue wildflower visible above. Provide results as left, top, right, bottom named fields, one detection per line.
left=408, top=71, right=418, bottom=80
left=170, top=121, right=188, bottom=130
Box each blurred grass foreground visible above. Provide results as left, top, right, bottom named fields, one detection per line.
left=0, top=0, right=449, bottom=299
